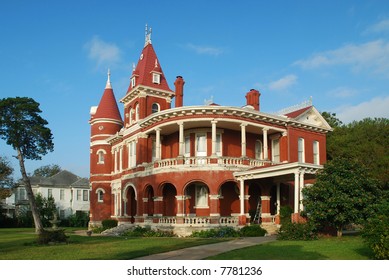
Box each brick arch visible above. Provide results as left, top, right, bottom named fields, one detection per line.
left=183, top=180, right=210, bottom=216
left=143, top=184, right=154, bottom=216
left=219, top=180, right=240, bottom=216
left=161, top=182, right=177, bottom=217
left=123, top=183, right=137, bottom=222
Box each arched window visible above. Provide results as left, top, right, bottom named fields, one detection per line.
left=255, top=140, right=263, bottom=160
left=129, top=107, right=133, bottom=125
left=151, top=103, right=160, bottom=114
left=96, top=149, right=106, bottom=164
left=96, top=188, right=105, bottom=202
left=195, top=184, right=209, bottom=208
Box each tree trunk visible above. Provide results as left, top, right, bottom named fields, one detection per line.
left=337, top=226, right=343, bottom=237
left=16, top=148, right=44, bottom=234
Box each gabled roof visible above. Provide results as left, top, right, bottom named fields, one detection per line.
left=92, top=75, right=123, bottom=123
left=286, top=106, right=332, bottom=131
left=284, top=106, right=312, bottom=118
left=127, top=43, right=172, bottom=93
left=40, top=170, right=80, bottom=186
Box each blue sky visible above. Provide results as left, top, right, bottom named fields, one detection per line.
left=1, top=0, right=389, bottom=178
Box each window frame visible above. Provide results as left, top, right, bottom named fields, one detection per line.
left=313, top=140, right=320, bottom=165
left=298, top=137, right=305, bottom=163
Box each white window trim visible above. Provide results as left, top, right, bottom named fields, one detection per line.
left=151, top=103, right=160, bottom=114
left=152, top=73, right=161, bottom=84
left=96, top=149, right=106, bottom=164
left=298, top=138, right=305, bottom=163
left=313, top=140, right=320, bottom=165
left=272, top=138, right=280, bottom=163
left=135, top=104, right=140, bottom=122
left=96, top=188, right=106, bottom=203
left=255, top=140, right=263, bottom=160
left=194, top=184, right=209, bottom=209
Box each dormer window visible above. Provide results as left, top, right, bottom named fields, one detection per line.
left=152, top=73, right=160, bottom=84
left=131, top=77, right=136, bottom=88
left=152, top=103, right=160, bottom=114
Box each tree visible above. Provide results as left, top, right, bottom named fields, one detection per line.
left=0, top=97, right=54, bottom=234
left=33, top=164, right=62, bottom=178
left=0, top=156, right=14, bottom=191
left=302, top=158, right=381, bottom=237
left=35, top=193, right=57, bottom=227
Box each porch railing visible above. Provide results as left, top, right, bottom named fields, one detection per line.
left=157, top=216, right=239, bottom=226
left=153, top=156, right=268, bottom=168
left=184, top=216, right=210, bottom=225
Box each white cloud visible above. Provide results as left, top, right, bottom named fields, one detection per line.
left=327, top=87, right=358, bottom=99
left=268, top=74, right=298, bottom=91
left=334, top=96, right=389, bottom=123
left=84, top=36, right=121, bottom=67
left=294, top=40, right=389, bottom=75
left=364, top=19, right=389, bottom=34
left=185, top=43, right=224, bottom=56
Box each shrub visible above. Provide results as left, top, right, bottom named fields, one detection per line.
left=278, top=222, right=317, bottom=240
left=101, top=219, right=118, bottom=230
left=362, top=200, right=389, bottom=259
left=190, top=227, right=240, bottom=238
left=122, top=226, right=176, bottom=237
left=37, top=229, right=69, bottom=244
left=240, top=225, right=267, bottom=237
left=279, top=205, right=293, bottom=225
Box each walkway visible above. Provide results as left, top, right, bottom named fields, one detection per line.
left=134, top=235, right=277, bottom=260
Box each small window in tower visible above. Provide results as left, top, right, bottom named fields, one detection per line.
left=131, top=77, right=136, bottom=88
left=152, top=73, right=160, bottom=84
left=97, top=149, right=106, bottom=164
left=152, top=103, right=160, bottom=114
left=135, top=103, right=140, bottom=122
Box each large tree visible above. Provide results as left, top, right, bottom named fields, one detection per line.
left=0, top=156, right=13, bottom=191
left=0, top=97, right=54, bottom=233
left=302, top=157, right=381, bottom=237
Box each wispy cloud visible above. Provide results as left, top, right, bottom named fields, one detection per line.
left=185, top=43, right=224, bottom=56
left=84, top=36, right=121, bottom=68
left=268, top=74, right=298, bottom=91
left=327, top=87, right=359, bottom=99
left=335, top=96, right=389, bottom=123
left=294, top=40, right=389, bottom=75
left=364, top=19, right=389, bottom=34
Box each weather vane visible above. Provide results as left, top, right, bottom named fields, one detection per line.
left=145, top=24, right=152, bottom=46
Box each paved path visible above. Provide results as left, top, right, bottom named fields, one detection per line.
left=134, top=236, right=277, bottom=260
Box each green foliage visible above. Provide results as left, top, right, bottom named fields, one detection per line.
left=239, top=225, right=267, bottom=237
left=0, top=156, right=13, bottom=189
left=101, top=219, right=118, bottom=230
left=190, top=227, right=241, bottom=238
left=66, top=211, right=90, bottom=227
left=35, top=193, right=57, bottom=227
left=325, top=117, right=389, bottom=187
left=303, top=158, right=381, bottom=236
left=122, top=226, right=176, bottom=237
left=36, top=229, right=68, bottom=245
left=33, top=164, right=62, bottom=178
left=277, top=222, right=317, bottom=240
left=361, top=198, right=389, bottom=259
left=279, top=205, right=293, bottom=225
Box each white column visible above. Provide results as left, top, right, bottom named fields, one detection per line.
left=299, top=171, right=305, bottom=212
left=119, top=146, right=123, bottom=172
left=276, top=182, right=281, bottom=215
left=211, top=120, right=218, bottom=156
left=113, top=150, right=118, bottom=173
left=239, top=179, right=245, bottom=215
left=155, top=128, right=161, bottom=160
left=263, top=128, right=268, bottom=160
left=241, top=123, right=247, bottom=157
left=178, top=122, right=184, bottom=156
left=294, top=171, right=299, bottom=213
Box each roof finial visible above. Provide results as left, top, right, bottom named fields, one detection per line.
left=105, top=68, right=112, bottom=89
left=155, top=58, right=158, bottom=68
left=145, top=24, right=152, bottom=46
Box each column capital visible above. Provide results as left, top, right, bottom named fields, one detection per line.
left=211, top=120, right=218, bottom=124
left=240, top=122, right=248, bottom=127
left=262, top=127, right=269, bottom=132
left=177, top=121, right=184, bottom=126
left=155, top=127, right=161, bottom=132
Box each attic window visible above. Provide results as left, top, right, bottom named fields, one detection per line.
left=152, top=73, right=160, bottom=84
left=131, top=77, right=136, bottom=88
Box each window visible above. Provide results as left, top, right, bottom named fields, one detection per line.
left=151, top=103, right=159, bottom=114
left=298, top=138, right=305, bottom=163
left=60, top=189, right=65, bottom=200
left=151, top=138, right=156, bottom=162
left=195, top=185, right=209, bottom=208
left=272, top=139, right=280, bottom=163
left=215, top=133, right=222, bottom=156
left=131, top=77, right=136, bottom=88
left=59, top=210, right=65, bottom=219
left=184, top=135, right=191, bottom=157
left=129, top=141, right=137, bottom=168
left=19, top=188, right=26, bottom=200
left=77, top=190, right=81, bottom=201
left=97, top=189, right=104, bottom=202
left=83, top=190, right=88, bottom=201
left=313, top=141, right=320, bottom=165
left=97, top=149, right=105, bottom=164
left=255, top=140, right=263, bottom=160
left=48, top=189, right=53, bottom=198
left=196, top=134, right=207, bottom=156
left=129, top=108, right=133, bottom=125
left=135, top=103, right=139, bottom=122
left=152, top=73, right=160, bottom=84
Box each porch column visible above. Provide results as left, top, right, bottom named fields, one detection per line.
left=211, top=120, right=218, bottom=156
left=238, top=178, right=247, bottom=225
left=155, top=128, right=161, bottom=160
left=276, top=182, right=281, bottom=215
left=263, top=128, right=269, bottom=160
left=294, top=171, right=299, bottom=213
left=142, top=198, right=148, bottom=217
left=209, top=195, right=220, bottom=224
left=260, top=196, right=272, bottom=222
left=153, top=196, right=163, bottom=221
left=299, top=171, right=305, bottom=211
left=240, top=123, right=247, bottom=157
left=178, top=122, right=184, bottom=157
left=175, top=195, right=185, bottom=217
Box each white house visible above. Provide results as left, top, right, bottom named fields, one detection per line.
left=15, top=170, right=90, bottom=219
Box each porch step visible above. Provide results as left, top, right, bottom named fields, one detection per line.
left=260, top=223, right=280, bottom=235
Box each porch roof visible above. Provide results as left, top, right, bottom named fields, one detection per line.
left=233, top=162, right=323, bottom=180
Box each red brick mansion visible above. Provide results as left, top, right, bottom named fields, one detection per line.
left=89, top=29, right=331, bottom=234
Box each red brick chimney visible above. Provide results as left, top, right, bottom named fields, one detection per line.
left=245, top=89, right=260, bottom=110
left=174, top=76, right=185, bottom=107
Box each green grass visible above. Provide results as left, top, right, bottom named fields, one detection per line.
left=207, top=235, right=373, bottom=260
left=0, top=228, right=222, bottom=260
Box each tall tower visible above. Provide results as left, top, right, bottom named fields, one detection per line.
left=120, top=26, right=175, bottom=127
left=89, top=70, right=123, bottom=224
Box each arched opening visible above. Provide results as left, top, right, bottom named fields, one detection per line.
left=184, top=182, right=210, bottom=216
left=218, top=181, right=239, bottom=216
left=124, top=185, right=137, bottom=223
left=151, top=103, right=160, bottom=114
left=162, top=183, right=177, bottom=216
left=144, top=185, right=154, bottom=216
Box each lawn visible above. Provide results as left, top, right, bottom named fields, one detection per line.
left=207, top=235, right=373, bottom=260
left=0, top=228, right=221, bottom=260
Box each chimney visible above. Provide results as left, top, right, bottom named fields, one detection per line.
left=174, top=76, right=185, bottom=107
left=245, top=89, right=261, bottom=111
